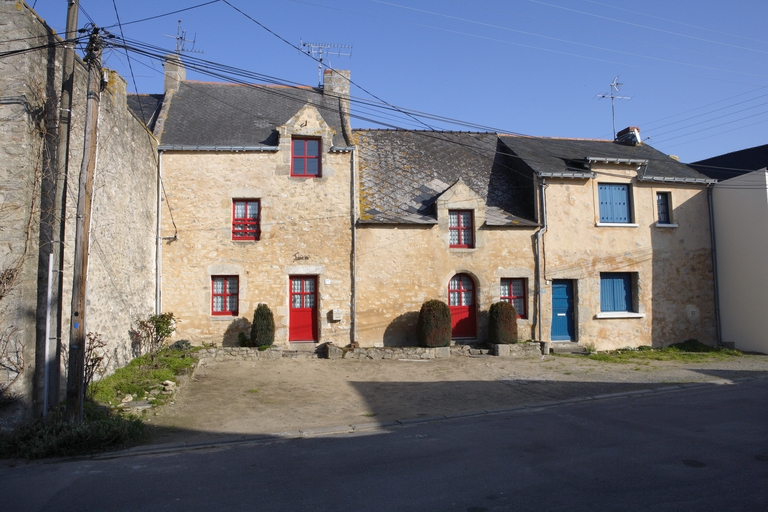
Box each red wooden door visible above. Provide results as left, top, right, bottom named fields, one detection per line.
left=289, top=276, right=317, bottom=342
left=449, top=274, right=476, bottom=338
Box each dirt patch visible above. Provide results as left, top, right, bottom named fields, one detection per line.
left=145, top=354, right=768, bottom=445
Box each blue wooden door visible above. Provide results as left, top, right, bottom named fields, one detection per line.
left=551, top=280, right=575, bottom=341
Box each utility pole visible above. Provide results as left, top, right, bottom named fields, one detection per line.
left=65, top=25, right=103, bottom=422
left=45, top=0, right=79, bottom=416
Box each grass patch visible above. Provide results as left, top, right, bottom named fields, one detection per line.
left=572, top=340, right=741, bottom=363
left=89, top=347, right=198, bottom=406
left=0, top=402, right=144, bottom=460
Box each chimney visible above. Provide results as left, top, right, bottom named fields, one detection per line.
left=616, top=126, right=641, bottom=146
left=323, top=69, right=351, bottom=143
left=164, top=54, right=186, bottom=93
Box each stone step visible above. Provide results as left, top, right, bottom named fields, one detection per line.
left=551, top=343, right=587, bottom=355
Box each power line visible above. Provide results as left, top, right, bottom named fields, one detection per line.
left=526, top=0, right=768, bottom=55
left=103, top=0, right=223, bottom=29
left=371, top=0, right=768, bottom=79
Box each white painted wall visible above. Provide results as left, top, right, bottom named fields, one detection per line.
left=713, top=170, right=768, bottom=353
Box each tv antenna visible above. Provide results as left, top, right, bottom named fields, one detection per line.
left=300, top=40, right=352, bottom=87
left=597, top=76, right=631, bottom=139
left=164, top=20, right=203, bottom=54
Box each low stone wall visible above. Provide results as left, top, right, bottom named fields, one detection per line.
left=197, top=342, right=544, bottom=362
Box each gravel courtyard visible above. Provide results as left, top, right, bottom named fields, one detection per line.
left=145, top=352, right=768, bottom=445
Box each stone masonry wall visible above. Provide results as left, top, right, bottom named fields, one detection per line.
left=538, top=164, right=716, bottom=349
left=160, top=105, right=353, bottom=347
left=355, top=179, right=537, bottom=347
left=0, top=1, right=157, bottom=409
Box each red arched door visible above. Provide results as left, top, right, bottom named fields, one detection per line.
left=449, top=274, right=476, bottom=338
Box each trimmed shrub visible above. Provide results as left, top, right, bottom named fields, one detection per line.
left=416, top=300, right=452, bottom=348
left=244, top=303, right=275, bottom=348
left=488, top=301, right=518, bottom=344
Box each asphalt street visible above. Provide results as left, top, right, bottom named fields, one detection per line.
left=2, top=378, right=767, bottom=511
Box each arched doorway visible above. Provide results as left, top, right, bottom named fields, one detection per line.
left=448, top=273, right=476, bottom=338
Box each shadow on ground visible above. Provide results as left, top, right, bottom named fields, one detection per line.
left=138, top=367, right=768, bottom=447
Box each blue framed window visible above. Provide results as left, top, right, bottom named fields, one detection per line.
left=657, top=192, right=671, bottom=224
left=600, top=272, right=633, bottom=312
left=598, top=184, right=631, bottom=223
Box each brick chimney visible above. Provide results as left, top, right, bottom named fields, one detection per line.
left=616, top=126, right=641, bottom=145
left=164, top=53, right=186, bottom=93
left=323, top=69, right=351, bottom=143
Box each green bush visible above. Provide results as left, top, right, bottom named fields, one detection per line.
left=416, top=300, right=452, bottom=348
left=89, top=347, right=197, bottom=406
left=488, top=301, right=518, bottom=344
left=0, top=403, right=144, bottom=459
left=242, top=304, right=275, bottom=348
left=130, top=312, right=176, bottom=357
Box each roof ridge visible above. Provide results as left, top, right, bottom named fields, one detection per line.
left=182, top=80, right=313, bottom=90
left=500, top=133, right=612, bottom=142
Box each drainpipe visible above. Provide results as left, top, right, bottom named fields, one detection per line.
left=707, top=184, right=722, bottom=345
left=156, top=151, right=163, bottom=315
left=536, top=178, right=548, bottom=342
left=350, top=147, right=357, bottom=345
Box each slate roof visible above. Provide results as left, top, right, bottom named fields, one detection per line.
left=689, top=144, right=768, bottom=181
left=499, top=135, right=714, bottom=183
left=158, top=81, right=348, bottom=147
left=354, top=130, right=537, bottom=226
left=126, top=94, right=164, bottom=132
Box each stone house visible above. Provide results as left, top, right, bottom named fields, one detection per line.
left=0, top=1, right=157, bottom=415
left=152, top=56, right=718, bottom=350
left=154, top=67, right=355, bottom=347
left=501, top=131, right=717, bottom=349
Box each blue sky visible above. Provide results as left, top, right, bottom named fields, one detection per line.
left=28, top=0, right=767, bottom=163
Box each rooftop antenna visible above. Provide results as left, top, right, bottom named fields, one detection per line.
left=300, top=40, right=352, bottom=87
left=597, top=76, right=631, bottom=139
left=164, top=20, right=203, bottom=54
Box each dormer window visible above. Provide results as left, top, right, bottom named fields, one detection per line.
left=291, top=137, right=321, bottom=177
left=449, top=210, right=474, bottom=248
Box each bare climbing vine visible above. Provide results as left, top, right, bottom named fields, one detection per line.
left=0, top=326, right=24, bottom=402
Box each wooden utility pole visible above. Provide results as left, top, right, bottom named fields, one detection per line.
left=65, top=26, right=103, bottom=422
left=46, top=0, right=79, bottom=416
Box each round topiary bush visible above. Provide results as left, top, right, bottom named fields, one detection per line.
left=488, top=301, right=518, bottom=344
left=247, top=303, right=275, bottom=348
left=416, top=299, right=452, bottom=348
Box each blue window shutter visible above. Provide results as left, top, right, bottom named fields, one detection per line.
left=612, top=185, right=629, bottom=223
left=601, top=273, right=633, bottom=312
left=600, top=275, right=614, bottom=311
left=598, top=184, right=630, bottom=223
left=599, top=185, right=611, bottom=222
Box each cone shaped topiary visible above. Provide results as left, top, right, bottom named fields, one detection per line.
left=417, top=299, right=452, bottom=348
left=488, top=301, right=518, bottom=344
left=249, top=303, right=275, bottom=348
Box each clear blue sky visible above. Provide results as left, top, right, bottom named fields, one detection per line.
left=28, top=0, right=767, bottom=163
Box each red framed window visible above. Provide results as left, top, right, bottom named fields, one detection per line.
left=291, top=277, right=316, bottom=309
left=291, top=138, right=321, bottom=177
left=212, top=276, right=238, bottom=316
left=449, top=274, right=474, bottom=307
left=232, top=199, right=260, bottom=240
left=500, top=278, right=526, bottom=318
left=449, top=210, right=474, bottom=248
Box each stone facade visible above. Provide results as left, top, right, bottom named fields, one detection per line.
left=158, top=105, right=354, bottom=347
left=0, top=1, right=157, bottom=414
left=536, top=166, right=717, bottom=349
left=354, top=179, right=537, bottom=346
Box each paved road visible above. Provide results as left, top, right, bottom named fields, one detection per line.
left=2, top=378, right=767, bottom=511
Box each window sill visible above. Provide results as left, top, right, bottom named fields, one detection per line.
left=211, top=315, right=239, bottom=321
left=595, top=312, right=645, bottom=319
left=595, top=222, right=639, bottom=228
left=450, top=247, right=476, bottom=251
left=655, top=223, right=678, bottom=228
